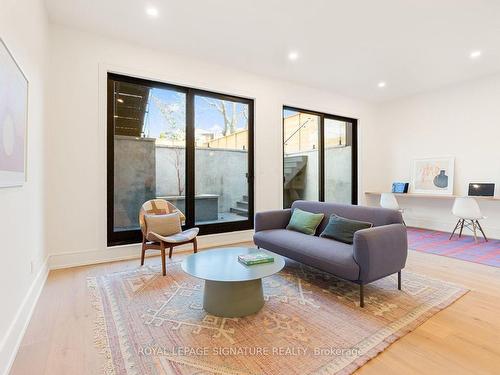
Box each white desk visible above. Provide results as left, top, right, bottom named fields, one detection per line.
left=365, top=192, right=500, bottom=201
left=364, top=192, right=500, bottom=239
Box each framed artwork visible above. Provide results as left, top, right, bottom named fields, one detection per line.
left=411, top=157, right=455, bottom=195
left=0, top=38, right=28, bottom=187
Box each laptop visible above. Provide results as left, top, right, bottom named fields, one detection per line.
left=468, top=183, right=495, bottom=197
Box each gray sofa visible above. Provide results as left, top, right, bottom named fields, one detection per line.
left=253, top=200, right=408, bottom=307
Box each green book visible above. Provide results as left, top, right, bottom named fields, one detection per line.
left=238, top=252, right=274, bottom=266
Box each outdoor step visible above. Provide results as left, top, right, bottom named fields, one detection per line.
left=284, top=155, right=307, bottom=163
left=242, top=195, right=248, bottom=202
left=236, top=200, right=248, bottom=209
left=230, top=207, right=248, bottom=217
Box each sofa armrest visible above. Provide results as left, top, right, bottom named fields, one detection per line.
left=254, top=209, right=292, bottom=232
left=353, top=224, right=408, bottom=283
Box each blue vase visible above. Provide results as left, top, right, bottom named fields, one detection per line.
left=433, top=170, right=448, bottom=188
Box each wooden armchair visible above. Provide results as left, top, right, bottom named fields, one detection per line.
left=139, top=199, right=199, bottom=276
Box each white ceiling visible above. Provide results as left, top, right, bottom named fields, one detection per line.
left=45, top=0, right=500, bottom=102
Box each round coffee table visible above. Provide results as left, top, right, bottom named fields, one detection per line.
left=181, top=247, right=285, bottom=317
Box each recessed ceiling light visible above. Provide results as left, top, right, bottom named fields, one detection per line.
left=377, top=81, right=386, bottom=88
left=146, top=7, right=159, bottom=17
left=470, top=50, right=481, bottom=59
left=117, top=98, right=124, bottom=103
left=288, top=51, right=299, bottom=61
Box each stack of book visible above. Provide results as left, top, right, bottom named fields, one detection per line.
left=238, top=252, right=274, bottom=266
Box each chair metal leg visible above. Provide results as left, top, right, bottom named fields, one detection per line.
left=449, top=219, right=461, bottom=240
left=458, top=219, right=464, bottom=238
left=160, top=242, right=166, bottom=276
left=359, top=284, right=364, bottom=308
left=475, top=220, right=488, bottom=242
left=398, top=271, right=402, bottom=290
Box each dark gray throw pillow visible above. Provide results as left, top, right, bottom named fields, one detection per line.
left=320, top=214, right=373, bottom=244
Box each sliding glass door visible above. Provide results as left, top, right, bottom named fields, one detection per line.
left=283, top=106, right=357, bottom=208
left=194, top=93, right=251, bottom=225
left=283, top=108, right=320, bottom=208
left=324, top=117, right=354, bottom=204
left=107, top=73, right=254, bottom=246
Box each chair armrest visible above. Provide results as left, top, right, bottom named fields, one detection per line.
left=353, top=224, right=408, bottom=283
left=254, top=209, right=292, bottom=232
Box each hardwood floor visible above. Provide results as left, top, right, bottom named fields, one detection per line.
left=10, top=243, right=500, bottom=375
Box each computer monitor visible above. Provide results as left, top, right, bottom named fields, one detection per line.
left=468, top=183, right=495, bottom=197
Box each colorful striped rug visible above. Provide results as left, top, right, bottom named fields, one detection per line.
left=407, top=227, right=500, bottom=268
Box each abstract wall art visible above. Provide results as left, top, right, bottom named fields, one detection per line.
left=0, top=38, right=28, bottom=187
left=411, top=157, right=454, bottom=195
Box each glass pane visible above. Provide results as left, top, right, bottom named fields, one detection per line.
left=283, top=109, right=320, bottom=208
left=112, top=79, right=186, bottom=232
left=324, top=118, right=352, bottom=204
left=194, top=95, right=249, bottom=224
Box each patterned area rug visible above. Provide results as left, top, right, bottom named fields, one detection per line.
left=88, top=259, right=467, bottom=375
left=408, top=227, right=500, bottom=267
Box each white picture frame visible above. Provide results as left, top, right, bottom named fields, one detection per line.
left=411, top=157, right=455, bottom=195
left=0, top=38, right=29, bottom=188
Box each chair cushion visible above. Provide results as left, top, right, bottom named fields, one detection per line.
left=150, top=228, right=199, bottom=243
left=253, top=229, right=359, bottom=280
left=320, top=214, right=373, bottom=244
left=145, top=213, right=181, bottom=239
left=286, top=208, right=324, bottom=235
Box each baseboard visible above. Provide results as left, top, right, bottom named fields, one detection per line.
left=0, top=258, right=49, bottom=375
left=49, top=229, right=254, bottom=270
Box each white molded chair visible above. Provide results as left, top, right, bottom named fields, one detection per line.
left=449, top=197, right=487, bottom=242
left=380, top=193, right=405, bottom=225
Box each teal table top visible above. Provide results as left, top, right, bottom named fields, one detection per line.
left=181, top=247, right=285, bottom=282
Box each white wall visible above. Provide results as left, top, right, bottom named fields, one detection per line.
left=0, top=0, right=49, bottom=373
left=369, top=75, right=500, bottom=237
left=46, top=24, right=377, bottom=267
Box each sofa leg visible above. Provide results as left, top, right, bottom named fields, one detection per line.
left=398, top=271, right=402, bottom=290
left=359, top=284, right=364, bottom=308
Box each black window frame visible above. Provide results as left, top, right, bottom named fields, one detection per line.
left=107, top=73, right=255, bottom=246
left=282, top=106, right=358, bottom=207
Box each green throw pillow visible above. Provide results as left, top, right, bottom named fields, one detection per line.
left=286, top=208, right=324, bottom=235
left=320, top=214, right=373, bottom=244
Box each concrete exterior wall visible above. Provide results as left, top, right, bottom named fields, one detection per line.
left=295, top=150, right=319, bottom=201
left=325, top=146, right=353, bottom=204
left=287, top=147, right=352, bottom=203
left=156, top=145, right=248, bottom=214
left=156, top=145, right=186, bottom=197
left=114, top=136, right=156, bottom=229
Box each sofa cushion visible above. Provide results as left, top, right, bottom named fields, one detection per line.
left=320, top=214, right=373, bottom=244
left=253, top=229, right=360, bottom=281
left=286, top=208, right=324, bottom=235
left=291, top=200, right=403, bottom=233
